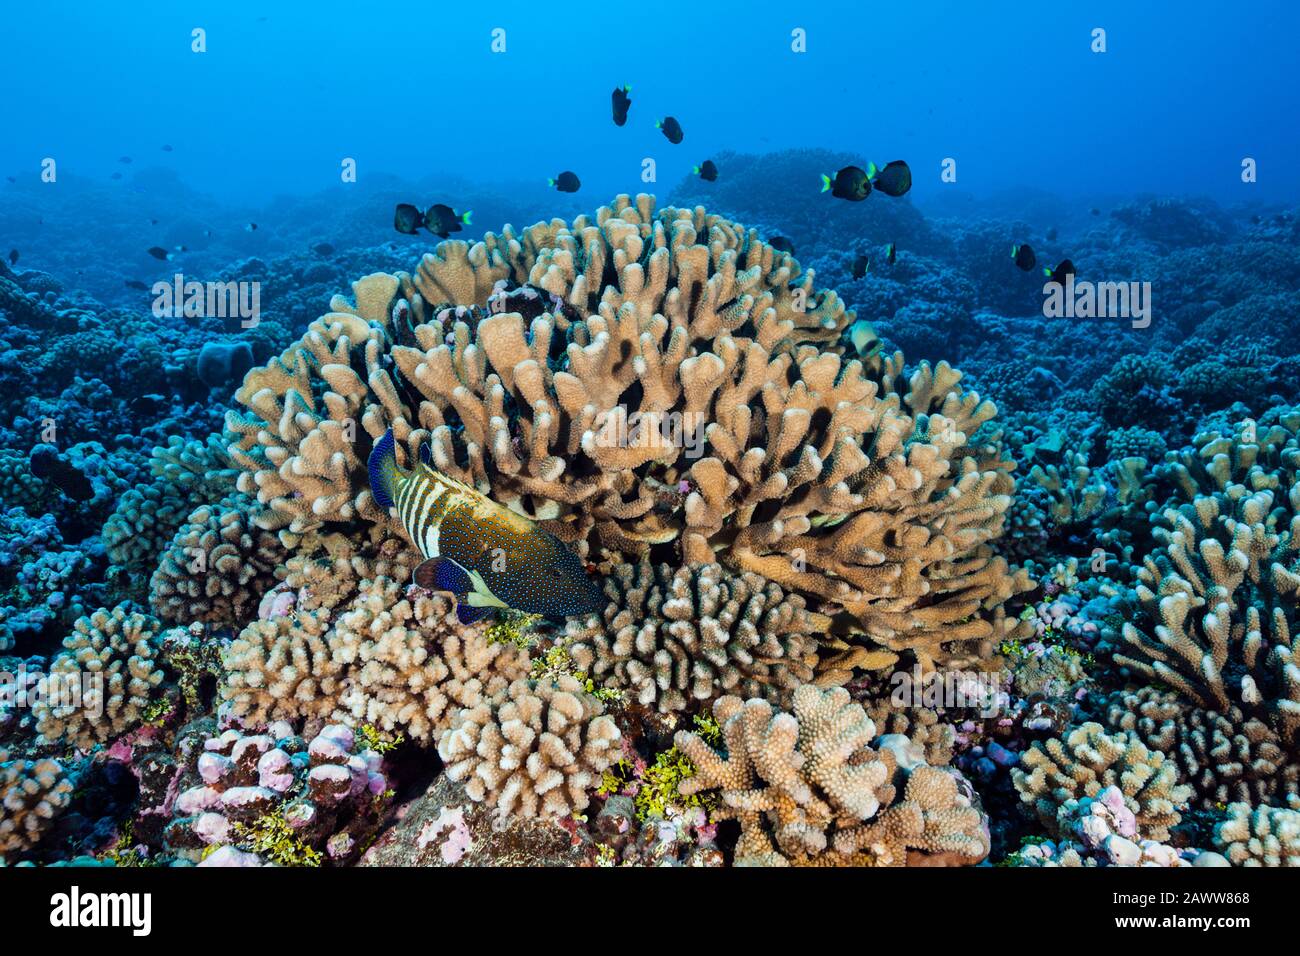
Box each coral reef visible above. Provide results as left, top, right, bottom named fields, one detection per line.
left=0, top=748, right=75, bottom=857
left=4, top=173, right=1300, bottom=870
left=223, top=195, right=1030, bottom=674
left=437, top=673, right=622, bottom=819
left=564, top=561, right=821, bottom=713
left=31, top=605, right=170, bottom=750
left=1213, top=800, right=1300, bottom=867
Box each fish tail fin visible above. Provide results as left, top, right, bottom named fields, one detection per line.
left=461, top=210, right=472, bottom=225
left=820, top=174, right=831, bottom=192
left=693, top=165, right=701, bottom=175
left=655, top=118, right=663, bottom=128
left=868, top=161, right=878, bottom=179
left=1043, top=267, right=1052, bottom=277
left=548, top=178, right=555, bottom=187
left=624, top=84, right=631, bottom=92
left=367, top=428, right=405, bottom=510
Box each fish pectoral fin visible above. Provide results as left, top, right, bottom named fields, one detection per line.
left=414, top=559, right=504, bottom=625
left=464, top=569, right=508, bottom=610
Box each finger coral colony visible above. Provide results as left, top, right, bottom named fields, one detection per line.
left=2, top=178, right=1298, bottom=874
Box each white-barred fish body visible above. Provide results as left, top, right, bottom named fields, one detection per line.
left=368, top=429, right=603, bottom=625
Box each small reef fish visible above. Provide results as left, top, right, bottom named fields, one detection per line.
left=394, top=203, right=472, bottom=238
left=161, top=144, right=174, bottom=151
left=549, top=171, right=581, bottom=192
left=1043, top=258, right=1076, bottom=287
left=851, top=254, right=869, bottom=278
left=119, top=156, right=132, bottom=164
left=124, top=279, right=149, bottom=290
left=312, top=242, right=334, bottom=255
left=769, top=236, right=795, bottom=255
left=885, top=242, right=897, bottom=265
left=7, top=249, right=17, bottom=266
left=694, top=160, right=718, bottom=181
left=1012, top=243, right=1036, bottom=271
left=393, top=203, right=423, bottom=235
left=246, top=222, right=258, bottom=231
left=146, top=246, right=174, bottom=260
left=611, top=85, right=632, bottom=126
left=368, top=429, right=604, bottom=625
left=425, top=204, right=471, bottom=238
left=869, top=160, right=912, bottom=197
left=821, top=165, right=871, bottom=201
left=656, top=116, right=683, bottom=144
left=29, top=446, right=94, bottom=501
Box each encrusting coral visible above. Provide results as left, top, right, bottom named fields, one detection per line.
left=164, top=722, right=389, bottom=865
left=223, top=194, right=1030, bottom=675
left=436, top=673, right=622, bottom=820
left=0, top=747, right=75, bottom=857
left=1011, top=721, right=1192, bottom=841
left=31, top=605, right=169, bottom=750
left=564, top=561, right=822, bottom=713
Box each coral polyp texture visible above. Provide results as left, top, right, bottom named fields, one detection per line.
left=3, top=174, right=1299, bottom=871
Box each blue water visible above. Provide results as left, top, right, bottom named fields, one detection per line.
left=3, top=0, right=1297, bottom=204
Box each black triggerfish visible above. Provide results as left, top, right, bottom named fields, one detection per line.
left=368, top=429, right=604, bottom=625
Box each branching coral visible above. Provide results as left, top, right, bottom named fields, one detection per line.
left=437, top=674, right=621, bottom=819
left=149, top=494, right=287, bottom=626
left=222, top=604, right=345, bottom=728
left=674, top=684, right=895, bottom=861
left=224, top=194, right=1029, bottom=677
left=564, top=561, right=822, bottom=713
left=32, top=605, right=170, bottom=749
left=830, top=764, right=989, bottom=866
left=1213, top=800, right=1300, bottom=866
left=0, top=748, right=75, bottom=856
left=1104, top=687, right=1298, bottom=810
left=1011, top=721, right=1191, bottom=841
left=328, top=577, right=530, bottom=741
left=102, top=435, right=238, bottom=583
left=1113, top=490, right=1300, bottom=744
left=674, top=684, right=987, bottom=866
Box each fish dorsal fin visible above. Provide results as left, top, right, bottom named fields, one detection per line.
left=417, top=463, right=540, bottom=535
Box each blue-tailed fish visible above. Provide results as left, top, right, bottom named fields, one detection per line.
left=367, top=429, right=604, bottom=625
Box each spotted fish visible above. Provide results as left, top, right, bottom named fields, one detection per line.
left=368, top=429, right=604, bottom=625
